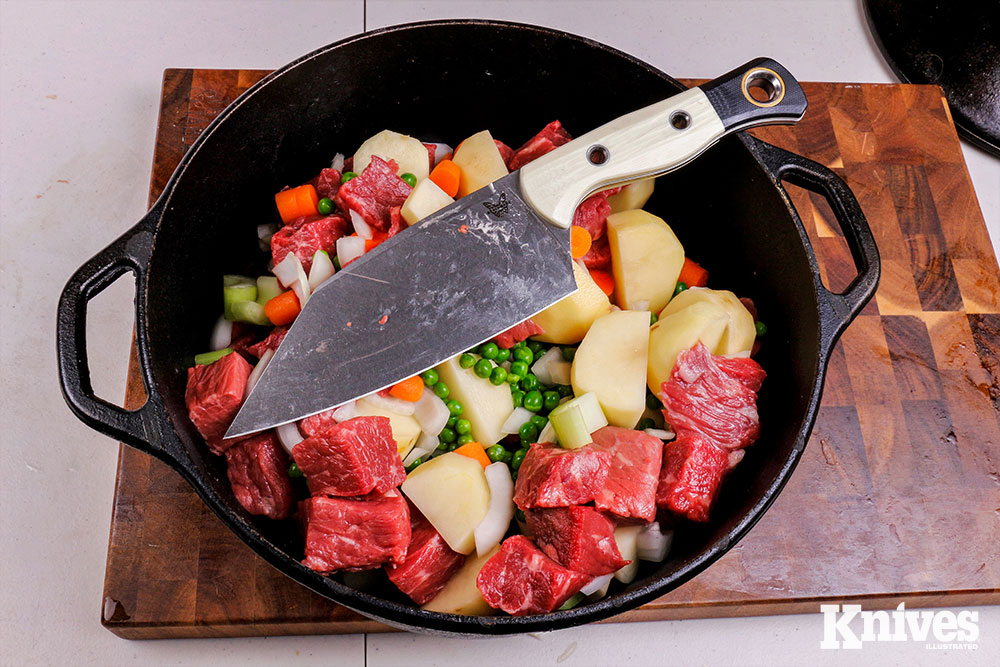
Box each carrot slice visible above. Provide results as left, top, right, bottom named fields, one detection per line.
left=589, top=269, right=614, bottom=296
left=570, top=226, right=592, bottom=259
left=453, top=442, right=491, bottom=469
left=274, top=184, right=319, bottom=223
left=678, top=257, right=709, bottom=287
left=389, top=376, right=424, bottom=402
left=429, top=159, right=461, bottom=198
left=263, top=290, right=301, bottom=326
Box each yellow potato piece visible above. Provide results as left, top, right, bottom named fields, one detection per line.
left=661, top=287, right=756, bottom=355
left=647, top=301, right=728, bottom=393
left=572, top=310, right=650, bottom=428
left=353, top=129, right=430, bottom=180
left=401, top=453, right=490, bottom=555
left=606, top=209, right=685, bottom=313
left=531, top=261, right=612, bottom=344
left=401, top=178, right=454, bottom=225
left=452, top=130, right=508, bottom=197
left=606, top=177, right=655, bottom=214
left=421, top=546, right=499, bottom=615
left=434, top=355, right=513, bottom=446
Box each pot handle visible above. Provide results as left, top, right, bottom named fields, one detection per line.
left=750, top=139, right=881, bottom=349
left=57, top=205, right=176, bottom=461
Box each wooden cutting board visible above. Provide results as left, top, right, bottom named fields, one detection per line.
left=101, top=70, right=1000, bottom=639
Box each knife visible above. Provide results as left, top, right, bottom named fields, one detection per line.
left=226, top=57, right=807, bottom=438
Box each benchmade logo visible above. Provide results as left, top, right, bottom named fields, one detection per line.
left=820, top=603, right=979, bottom=650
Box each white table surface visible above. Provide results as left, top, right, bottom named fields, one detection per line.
left=1, top=1, right=998, bottom=665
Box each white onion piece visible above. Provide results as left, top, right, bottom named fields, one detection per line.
left=580, top=573, right=614, bottom=597
left=531, top=347, right=571, bottom=386
left=349, top=209, right=373, bottom=240
left=637, top=522, right=673, bottom=562
left=308, top=250, right=336, bottom=290
left=537, top=420, right=558, bottom=445
left=429, top=142, right=452, bottom=165
left=272, top=253, right=301, bottom=287
left=244, top=348, right=275, bottom=398
left=330, top=152, right=345, bottom=172
left=331, top=400, right=357, bottom=422
left=403, top=431, right=438, bottom=467
left=500, top=407, right=534, bottom=435
left=336, top=235, right=365, bottom=266
left=413, top=390, right=449, bottom=435
left=474, top=463, right=515, bottom=556
left=276, top=422, right=304, bottom=455
left=644, top=428, right=675, bottom=441
left=291, top=276, right=310, bottom=308
left=361, top=392, right=417, bottom=416
left=257, top=223, right=280, bottom=242
left=210, top=316, right=233, bottom=350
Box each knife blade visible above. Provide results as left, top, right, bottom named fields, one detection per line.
left=226, top=57, right=807, bottom=438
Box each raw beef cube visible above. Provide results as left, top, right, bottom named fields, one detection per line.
left=513, top=441, right=611, bottom=509
left=508, top=120, right=573, bottom=171
left=493, top=318, right=545, bottom=349
left=386, top=504, right=466, bottom=604
left=526, top=506, right=629, bottom=576
left=312, top=167, right=342, bottom=200
left=589, top=426, right=663, bottom=522
left=421, top=142, right=437, bottom=171
left=494, top=139, right=514, bottom=168
left=301, top=493, right=410, bottom=572
left=581, top=234, right=611, bottom=270
left=224, top=431, right=295, bottom=519
left=476, top=535, right=590, bottom=615
left=659, top=343, right=765, bottom=450
left=185, top=352, right=253, bottom=454
left=291, top=416, right=405, bottom=497
left=738, top=296, right=758, bottom=321
left=387, top=205, right=407, bottom=238
left=271, top=214, right=351, bottom=273
left=335, top=155, right=413, bottom=232
left=572, top=193, right=612, bottom=240
left=298, top=407, right=338, bottom=437
left=246, top=326, right=288, bottom=359
left=656, top=433, right=729, bottom=522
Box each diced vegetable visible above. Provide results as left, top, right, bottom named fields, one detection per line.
left=210, top=315, right=233, bottom=350
left=612, top=525, right=642, bottom=584
left=644, top=428, right=675, bottom=440
left=389, top=376, right=425, bottom=402
left=331, top=401, right=357, bottom=422
left=362, top=391, right=416, bottom=416
left=400, top=177, right=454, bottom=225
left=401, top=452, right=490, bottom=554
left=531, top=261, right=612, bottom=344
left=571, top=310, right=650, bottom=428
left=274, top=184, right=319, bottom=223
left=428, top=143, right=453, bottom=166
left=308, top=250, right=336, bottom=290
left=637, top=522, right=673, bottom=562
left=589, top=269, right=615, bottom=297
left=330, top=152, right=345, bottom=172
left=559, top=593, right=585, bottom=610
left=412, top=389, right=450, bottom=436
left=605, top=177, right=655, bottom=214
left=349, top=209, right=374, bottom=240
left=194, top=347, right=232, bottom=366
left=570, top=225, right=592, bottom=259
left=660, top=288, right=756, bottom=356
left=678, top=257, right=709, bottom=288
left=453, top=442, right=492, bottom=469
left=537, top=420, right=558, bottom=445
left=474, top=463, right=515, bottom=556
left=647, top=300, right=728, bottom=393
left=245, top=348, right=275, bottom=398
left=356, top=397, right=422, bottom=458
left=353, top=129, right=431, bottom=180
left=421, top=545, right=499, bottom=615
left=530, top=346, right=572, bottom=386
left=548, top=392, right=608, bottom=450
left=223, top=275, right=257, bottom=320
left=257, top=223, right=280, bottom=246
left=263, top=290, right=300, bottom=326
left=400, top=172, right=418, bottom=187
left=434, top=355, right=514, bottom=446
left=230, top=300, right=271, bottom=326
left=428, top=158, right=461, bottom=198
left=276, top=422, right=304, bottom=455
left=452, top=130, right=508, bottom=197
left=606, top=209, right=685, bottom=313
left=500, top=407, right=535, bottom=435
left=256, top=276, right=283, bottom=306
left=336, top=235, right=366, bottom=267
left=403, top=431, right=438, bottom=467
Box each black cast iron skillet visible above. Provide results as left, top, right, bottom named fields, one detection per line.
left=57, top=20, right=879, bottom=635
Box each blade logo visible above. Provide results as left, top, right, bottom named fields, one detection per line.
left=820, top=603, right=979, bottom=649
left=482, top=192, right=509, bottom=218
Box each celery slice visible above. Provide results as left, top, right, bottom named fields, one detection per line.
left=256, top=276, right=283, bottom=306
left=223, top=275, right=257, bottom=320
left=548, top=392, right=607, bottom=450
left=230, top=300, right=271, bottom=326
left=558, top=593, right=584, bottom=610
left=194, top=347, right=233, bottom=366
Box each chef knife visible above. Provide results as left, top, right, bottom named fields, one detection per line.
left=226, top=57, right=806, bottom=438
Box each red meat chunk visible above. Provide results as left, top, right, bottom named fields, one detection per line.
left=513, top=441, right=611, bottom=509
left=292, top=416, right=405, bottom=497
left=246, top=326, right=288, bottom=359
left=335, top=155, right=413, bottom=232
left=493, top=318, right=545, bottom=349
left=421, top=142, right=437, bottom=171
left=589, top=426, right=663, bottom=522
left=301, top=492, right=410, bottom=572
left=476, top=536, right=590, bottom=615
left=656, top=433, right=730, bottom=522
left=659, top=343, right=766, bottom=450
left=224, top=431, right=295, bottom=519
left=572, top=193, right=612, bottom=241
left=494, top=139, right=514, bottom=168
left=508, top=120, right=573, bottom=171
left=298, top=407, right=338, bottom=437
left=312, top=167, right=342, bottom=200
left=271, top=214, right=350, bottom=273
left=185, top=352, right=253, bottom=454
left=526, top=506, right=629, bottom=576
left=385, top=504, right=466, bottom=605
left=387, top=205, right=407, bottom=238
left=581, top=234, right=611, bottom=270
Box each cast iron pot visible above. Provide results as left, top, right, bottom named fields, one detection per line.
left=57, top=20, right=879, bottom=635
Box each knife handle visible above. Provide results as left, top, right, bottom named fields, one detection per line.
left=519, top=57, right=807, bottom=228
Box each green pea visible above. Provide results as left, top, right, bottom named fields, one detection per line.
left=512, top=448, right=528, bottom=470
left=439, top=427, right=457, bottom=443
left=420, top=369, right=439, bottom=386
left=527, top=340, right=544, bottom=355
left=479, top=342, right=499, bottom=360
left=755, top=320, right=767, bottom=337
left=511, top=470, right=518, bottom=482
left=561, top=346, right=576, bottom=362
left=490, top=366, right=508, bottom=385
left=400, top=172, right=417, bottom=187
left=455, top=418, right=472, bottom=435
left=405, top=457, right=423, bottom=472
left=529, top=414, right=548, bottom=432
left=317, top=197, right=334, bottom=215
left=512, top=340, right=526, bottom=349
left=646, top=392, right=661, bottom=410
left=512, top=347, right=534, bottom=365
left=447, top=400, right=463, bottom=417
left=520, top=374, right=540, bottom=392
left=474, top=358, right=493, bottom=378
left=542, top=390, right=561, bottom=412
left=288, top=462, right=304, bottom=479
left=436, top=439, right=449, bottom=451
left=557, top=384, right=574, bottom=398
left=515, top=508, right=526, bottom=523
left=511, top=390, right=525, bottom=407
left=523, top=390, right=543, bottom=412
left=506, top=373, right=522, bottom=386
left=340, top=171, right=358, bottom=183
left=650, top=312, right=658, bottom=325
left=501, top=449, right=513, bottom=464
left=495, top=348, right=510, bottom=364
left=637, top=417, right=656, bottom=430
left=509, top=360, right=529, bottom=378
left=486, top=444, right=506, bottom=463
left=459, top=353, right=476, bottom=369
left=673, top=281, right=688, bottom=296
left=433, top=382, right=450, bottom=399
left=519, top=422, right=539, bottom=443
left=456, top=433, right=474, bottom=446
left=332, top=255, right=341, bottom=270
left=447, top=442, right=459, bottom=451
left=447, top=415, right=458, bottom=429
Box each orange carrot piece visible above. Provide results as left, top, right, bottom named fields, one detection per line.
left=263, top=290, right=300, bottom=326
left=590, top=269, right=614, bottom=296
left=429, top=159, right=461, bottom=198
left=453, top=442, right=491, bottom=469
left=678, top=257, right=709, bottom=287
left=570, top=226, right=593, bottom=259
left=389, top=376, right=424, bottom=402
left=274, top=184, right=319, bottom=223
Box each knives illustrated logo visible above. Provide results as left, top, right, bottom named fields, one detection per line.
left=482, top=192, right=510, bottom=218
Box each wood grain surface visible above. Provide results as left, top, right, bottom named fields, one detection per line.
left=101, top=70, right=1000, bottom=639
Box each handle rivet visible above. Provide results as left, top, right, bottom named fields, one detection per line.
left=669, top=110, right=692, bottom=130
left=586, top=144, right=610, bottom=165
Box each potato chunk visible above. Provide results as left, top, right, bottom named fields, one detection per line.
left=660, top=288, right=756, bottom=356
left=572, top=310, right=650, bottom=428
left=421, top=546, right=499, bottom=615
left=401, top=453, right=490, bottom=555
left=647, top=301, right=728, bottom=393
left=606, top=209, right=685, bottom=313
left=606, top=177, right=655, bottom=214
left=452, top=130, right=508, bottom=197
left=401, top=178, right=454, bottom=225
left=353, top=129, right=430, bottom=180
left=434, top=355, right=514, bottom=446
left=531, top=261, right=612, bottom=344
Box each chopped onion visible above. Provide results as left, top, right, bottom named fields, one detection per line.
left=500, top=407, right=534, bottom=435
left=644, top=428, right=675, bottom=440
left=330, top=152, right=345, bottom=172
left=244, top=348, right=275, bottom=398
left=336, top=235, right=365, bottom=267
left=403, top=431, right=438, bottom=467
left=360, top=392, right=416, bottom=416
left=210, top=315, right=233, bottom=350
left=613, top=525, right=642, bottom=584
left=530, top=347, right=571, bottom=386
left=429, top=142, right=452, bottom=166
left=331, top=401, right=357, bottom=422
left=308, top=250, right=336, bottom=290
left=580, top=573, right=613, bottom=597
left=637, top=522, right=673, bottom=562
left=474, top=463, right=515, bottom=556
left=291, top=276, right=311, bottom=308
left=413, top=390, right=449, bottom=435
left=272, top=253, right=301, bottom=288
left=276, top=422, right=304, bottom=454
left=537, top=420, right=558, bottom=445
left=257, top=223, right=279, bottom=243
left=349, top=209, right=373, bottom=240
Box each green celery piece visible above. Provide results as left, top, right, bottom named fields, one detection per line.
left=256, top=276, right=283, bottom=305
left=548, top=392, right=607, bottom=450
left=194, top=347, right=233, bottom=366
left=558, top=593, right=584, bottom=611
left=230, top=300, right=271, bottom=326
left=223, top=275, right=257, bottom=320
